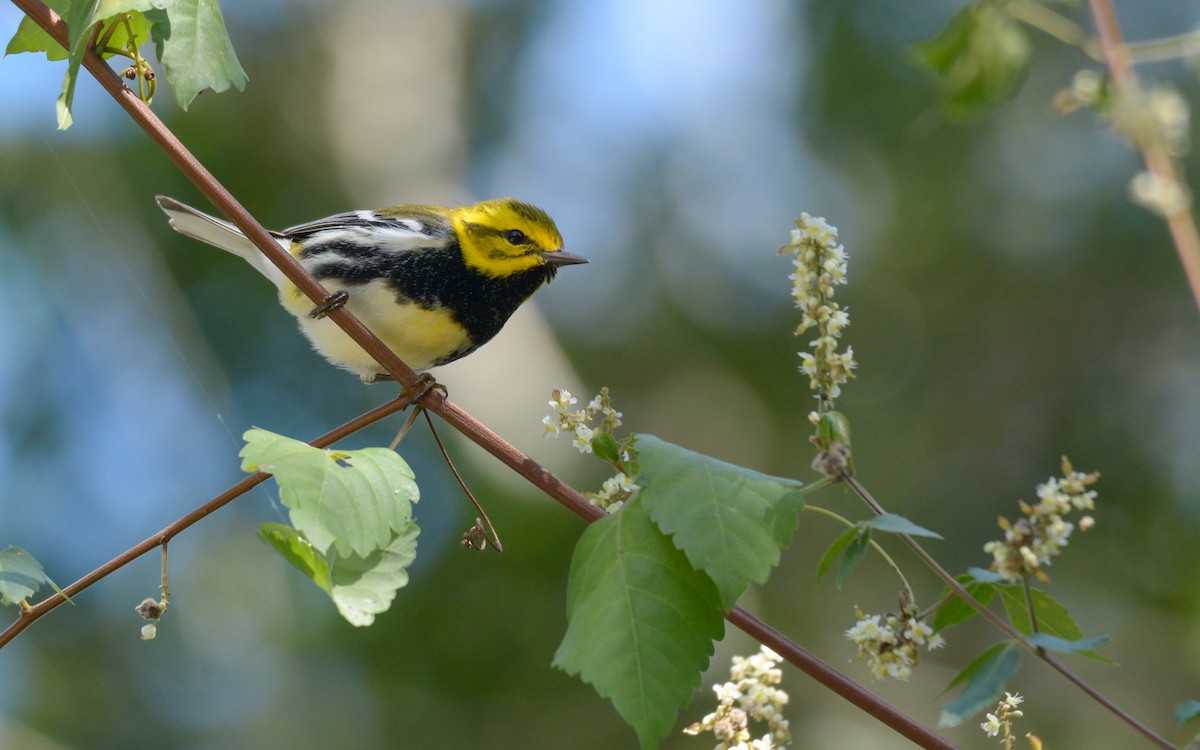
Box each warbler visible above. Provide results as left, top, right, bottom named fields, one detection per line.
left=156, top=196, right=587, bottom=382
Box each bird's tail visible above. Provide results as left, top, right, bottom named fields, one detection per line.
left=156, top=196, right=290, bottom=289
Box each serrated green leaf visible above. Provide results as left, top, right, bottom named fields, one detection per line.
left=0, top=546, right=60, bottom=607
left=835, top=529, right=869, bottom=590
left=241, top=428, right=419, bottom=558
left=998, top=586, right=1113, bottom=664
left=636, top=434, right=804, bottom=609
left=866, top=513, right=942, bottom=539
left=1176, top=698, right=1200, bottom=726
left=816, top=526, right=860, bottom=581
left=938, top=643, right=1021, bottom=727
left=553, top=498, right=724, bottom=750
left=913, top=1, right=1032, bottom=121
left=1025, top=632, right=1109, bottom=653
left=258, top=521, right=419, bottom=627
left=258, top=522, right=332, bottom=593
left=931, top=575, right=996, bottom=632
left=329, top=523, right=419, bottom=626
left=150, top=0, right=247, bottom=110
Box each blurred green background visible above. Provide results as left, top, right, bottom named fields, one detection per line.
left=2, top=1, right=1199, bottom=748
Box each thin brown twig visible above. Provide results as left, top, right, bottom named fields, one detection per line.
left=421, top=409, right=504, bottom=552
left=845, top=476, right=1176, bottom=750
left=1087, top=0, right=1200, bottom=319
left=7, top=2, right=959, bottom=746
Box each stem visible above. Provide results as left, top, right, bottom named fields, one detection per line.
left=1021, top=576, right=1039, bottom=634
left=1124, top=29, right=1200, bottom=65
left=160, top=542, right=169, bottom=606
left=845, top=476, right=1176, bottom=750
left=1088, top=0, right=1200, bottom=320
left=1007, top=0, right=1103, bottom=61
left=803, top=505, right=915, bottom=604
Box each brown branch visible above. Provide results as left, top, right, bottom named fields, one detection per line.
left=845, top=476, right=1176, bottom=750
left=1088, top=0, right=1200, bottom=318
left=7, top=1, right=959, bottom=746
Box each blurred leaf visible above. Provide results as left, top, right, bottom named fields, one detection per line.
left=931, top=575, right=996, bottom=631
left=998, top=586, right=1113, bottom=663
left=0, top=546, right=59, bottom=607
left=637, top=434, right=805, bottom=609
left=1025, top=632, right=1110, bottom=653
left=259, top=521, right=420, bottom=627
left=865, top=513, right=942, bottom=539
left=241, top=428, right=419, bottom=558
left=913, top=1, right=1032, bottom=120
left=966, top=566, right=1009, bottom=583
left=938, top=643, right=1021, bottom=727
left=836, top=529, right=870, bottom=589
left=1176, top=699, right=1200, bottom=726
left=816, top=526, right=859, bottom=581
left=554, top=498, right=723, bottom=749
left=148, top=0, right=247, bottom=110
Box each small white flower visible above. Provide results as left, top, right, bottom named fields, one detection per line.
left=981, top=713, right=1001, bottom=737
left=140, top=623, right=157, bottom=641
left=572, top=424, right=594, bottom=454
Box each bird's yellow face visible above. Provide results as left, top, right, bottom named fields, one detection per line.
left=450, top=199, right=569, bottom=278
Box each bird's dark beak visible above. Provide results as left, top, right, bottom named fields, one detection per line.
left=542, top=250, right=589, bottom=267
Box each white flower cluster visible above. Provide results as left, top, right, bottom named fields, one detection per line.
left=589, top=471, right=638, bottom=513
left=780, top=213, right=855, bottom=415
left=684, top=647, right=791, bottom=749
left=983, top=457, right=1098, bottom=583
left=543, top=387, right=637, bottom=513
left=844, top=607, right=945, bottom=682
left=980, top=692, right=1025, bottom=749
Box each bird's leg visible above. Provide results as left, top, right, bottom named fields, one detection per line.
left=308, top=290, right=350, bottom=319
left=401, top=372, right=446, bottom=404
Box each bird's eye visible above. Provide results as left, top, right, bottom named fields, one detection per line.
left=505, top=229, right=527, bottom=245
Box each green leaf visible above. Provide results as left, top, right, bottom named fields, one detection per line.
left=258, top=521, right=420, bottom=627
left=0, top=546, right=60, bottom=607
left=328, top=523, right=420, bottom=626
left=1176, top=699, right=1200, bottom=726
left=998, top=586, right=1113, bottom=663
left=636, top=434, right=805, bottom=609
left=865, top=513, right=942, bottom=539
left=5, top=0, right=71, bottom=60
left=553, top=498, right=724, bottom=750
left=931, top=575, right=996, bottom=632
left=1025, top=632, right=1110, bottom=653
left=912, top=1, right=1032, bottom=121
left=938, top=643, right=1021, bottom=727
left=836, top=529, right=869, bottom=590
left=150, top=0, right=247, bottom=110
left=258, top=522, right=332, bottom=592
left=816, top=526, right=859, bottom=581
left=241, top=428, right=419, bottom=558
left=590, top=432, right=621, bottom=463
